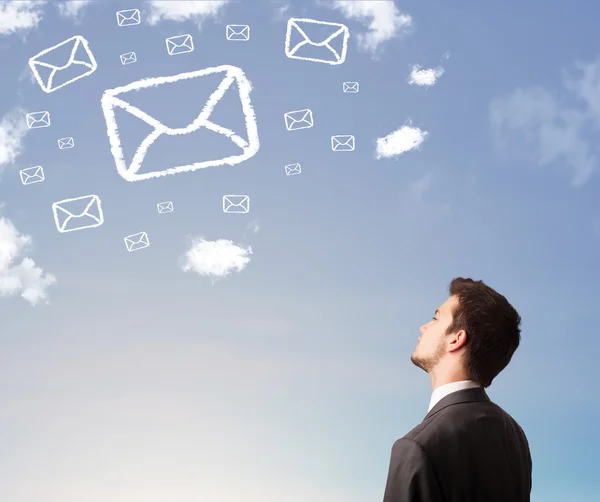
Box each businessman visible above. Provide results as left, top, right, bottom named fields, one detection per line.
left=383, top=277, right=532, bottom=502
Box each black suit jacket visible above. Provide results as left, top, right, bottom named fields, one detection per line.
left=383, top=387, right=532, bottom=502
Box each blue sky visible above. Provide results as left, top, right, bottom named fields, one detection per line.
left=0, top=0, right=599, bottom=501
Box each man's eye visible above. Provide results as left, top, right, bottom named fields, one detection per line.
left=432, top=316, right=437, bottom=321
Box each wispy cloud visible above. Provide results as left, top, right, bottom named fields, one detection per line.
left=489, top=56, right=600, bottom=186
left=271, top=0, right=290, bottom=20
left=180, top=238, right=252, bottom=280
left=0, top=216, right=56, bottom=306
left=246, top=219, right=261, bottom=235
left=146, top=0, right=231, bottom=26
left=375, top=122, right=428, bottom=159
left=327, top=0, right=412, bottom=54
left=56, top=0, right=91, bottom=21
left=409, top=172, right=433, bottom=199
left=0, top=108, right=29, bottom=175
left=408, top=64, right=444, bottom=87
left=0, top=0, right=46, bottom=36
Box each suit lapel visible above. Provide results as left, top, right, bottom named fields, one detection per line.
left=423, top=387, right=491, bottom=421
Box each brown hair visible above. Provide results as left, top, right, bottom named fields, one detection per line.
left=446, top=277, right=522, bottom=388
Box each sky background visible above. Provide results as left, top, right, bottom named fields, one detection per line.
left=0, top=0, right=599, bottom=501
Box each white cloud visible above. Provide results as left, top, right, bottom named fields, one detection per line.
left=56, top=0, right=90, bottom=20
left=246, top=219, right=260, bottom=235
left=328, top=0, right=412, bottom=53
left=146, top=0, right=231, bottom=26
left=489, top=56, right=600, bottom=186
left=0, top=108, right=29, bottom=174
left=0, top=0, right=46, bottom=36
left=409, top=172, right=433, bottom=199
left=408, top=64, right=444, bottom=87
left=180, top=238, right=252, bottom=279
left=375, top=123, right=428, bottom=159
left=0, top=217, right=56, bottom=306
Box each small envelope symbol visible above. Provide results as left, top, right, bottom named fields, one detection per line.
left=26, top=111, right=50, bottom=129
left=124, top=231, right=150, bottom=252
left=285, top=18, right=350, bottom=65
left=223, top=195, right=250, bottom=213
left=157, top=201, right=174, bottom=213
left=20, top=166, right=45, bottom=185
left=284, top=109, right=314, bottom=131
left=226, top=25, right=250, bottom=41
left=52, top=194, right=104, bottom=233
left=285, top=163, right=301, bottom=176
left=28, top=36, right=97, bottom=94
left=120, top=52, right=137, bottom=65
left=58, top=137, right=74, bottom=149
left=331, top=135, right=355, bottom=151
left=116, top=9, right=141, bottom=27
left=166, top=34, right=194, bottom=55
left=343, top=82, right=359, bottom=93
left=101, top=65, right=260, bottom=182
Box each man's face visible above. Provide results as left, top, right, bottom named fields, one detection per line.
left=410, top=295, right=459, bottom=373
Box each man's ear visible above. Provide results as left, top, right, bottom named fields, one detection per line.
left=448, top=329, right=468, bottom=352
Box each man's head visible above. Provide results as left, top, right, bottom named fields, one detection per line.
left=410, top=277, right=522, bottom=388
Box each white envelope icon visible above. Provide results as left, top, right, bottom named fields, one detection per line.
left=124, top=231, right=150, bottom=252
left=331, top=135, right=355, bottom=151
left=285, top=163, right=301, bottom=176
left=26, top=111, right=50, bottom=129
left=343, top=82, right=359, bottom=93
left=58, top=137, right=74, bottom=149
left=29, top=36, right=97, bottom=94
left=157, top=201, right=174, bottom=213
left=166, top=34, right=194, bottom=55
left=101, top=65, right=260, bottom=182
left=52, top=194, right=104, bottom=233
left=284, top=109, right=314, bottom=131
left=226, top=25, right=250, bottom=41
left=116, top=9, right=141, bottom=27
left=223, top=195, right=250, bottom=213
left=285, top=18, right=349, bottom=65
left=20, top=166, right=45, bottom=185
left=120, top=52, right=137, bottom=65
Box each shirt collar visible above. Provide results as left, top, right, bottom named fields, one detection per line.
left=428, top=380, right=482, bottom=412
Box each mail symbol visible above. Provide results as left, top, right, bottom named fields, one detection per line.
left=284, top=109, right=314, bottom=131
left=52, top=194, right=104, bottom=233
left=28, top=35, right=97, bottom=94
left=343, top=82, right=359, bottom=93
left=101, top=65, right=260, bottom=182
left=116, top=9, right=141, bottom=27
left=166, top=34, right=194, bottom=55
left=285, top=163, right=301, bottom=176
left=157, top=201, right=174, bottom=214
left=285, top=18, right=350, bottom=65
left=58, top=137, right=74, bottom=149
left=223, top=195, right=250, bottom=213
left=226, top=24, right=250, bottom=41
left=26, top=111, right=50, bottom=129
left=331, top=135, right=355, bottom=152
left=124, top=231, right=150, bottom=252
left=120, top=52, right=137, bottom=65
left=20, top=166, right=45, bottom=185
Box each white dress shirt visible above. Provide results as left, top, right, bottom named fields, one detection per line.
left=428, top=380, right=481, bottom=412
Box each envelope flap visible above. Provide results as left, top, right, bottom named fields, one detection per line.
left=289, top=18, right=346, bottom=46
left=31, top=36, right=81, bottom=69
left=55, top=196, right=99, bottom=218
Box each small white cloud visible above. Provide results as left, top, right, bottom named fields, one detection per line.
left=181, top=238, right=252, bottom=279
left=56, top=0, right=90, bottom=20
left=375, top=123, right=428, bottom=159
left=328, top=0, right=412, bottom=53
left=0, top=108, right=29, bottom=174
left=408, top=64, right=444, bottom=87
left=146, top=0, right=231, bottom=26
left=246, top=219, right=260, bottom=235
left=409, top=172, right=433, bottom=199
left=0, top=0, right=47, bottom=36
left=0, top=216, right=56, bottom=306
